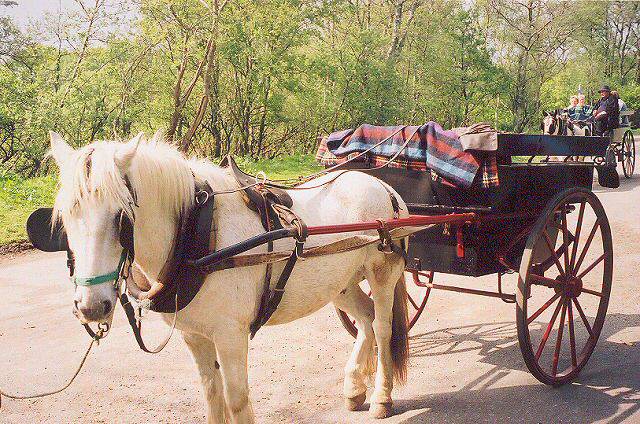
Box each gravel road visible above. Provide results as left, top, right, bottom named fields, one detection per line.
left=1, top=165, right=638, bottom=423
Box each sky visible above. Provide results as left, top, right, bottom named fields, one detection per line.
left=1, top=0, right=139, bottom=32
left=1, top=0, right=78, bottom=29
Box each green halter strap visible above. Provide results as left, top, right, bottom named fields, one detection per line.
left=73, top=251, right=128, bottom=287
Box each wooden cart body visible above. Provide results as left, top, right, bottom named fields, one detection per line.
left=336, top=133, right=616, bottom=386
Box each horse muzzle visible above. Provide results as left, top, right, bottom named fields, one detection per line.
left=73, top=295, right=114, bottom=323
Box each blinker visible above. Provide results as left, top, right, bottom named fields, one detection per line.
left=26, top=208, right=135, bottom=285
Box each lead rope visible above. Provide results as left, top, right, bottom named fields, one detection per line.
left=0, top=324, right=108, bottom=408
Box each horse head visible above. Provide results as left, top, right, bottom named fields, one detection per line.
left=542, top=110, right=558, bottom=134
left=48, top=131, right=192, bottom=324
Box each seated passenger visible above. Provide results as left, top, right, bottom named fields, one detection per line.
left=567, top=95, right=578, bottom=117
left=593, top=85, right=619, bottom=136
left=611, top=90, right=630, bottom=126
left=570, top=94, right=592, bottom=121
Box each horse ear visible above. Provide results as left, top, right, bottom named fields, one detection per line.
left=115, top=132, right=143, bottom=171
left=49, top=131, right=74, bottom=167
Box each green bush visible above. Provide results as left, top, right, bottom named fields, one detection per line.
left=0, top=155, right=320, bottom=246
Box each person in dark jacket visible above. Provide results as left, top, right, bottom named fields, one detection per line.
left=592, top=85, right=619, bottom=135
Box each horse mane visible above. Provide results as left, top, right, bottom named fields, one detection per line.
left=52, top=134, right=222, bottom=223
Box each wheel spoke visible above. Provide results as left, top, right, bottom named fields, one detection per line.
left=572, top=297, right=594, bottom=337
left=407, top=293, right=419, bottom=310
left=543, top=229, right=566, bottom=277
left=576, top=253, right=606, bottom=280
left=569, top=200, right=586, bottom=273
left=535, top=297, right=564, bottom=360
left=573, top=220, right=600, bottom=274
left=561, top=206, right=571, bottom=274
left=567, top=299, right=577, bottom=368
left=527, top=292, right=561, bottom=324
left=529, top=273, right=560, bottom=288
left=552, top=299, right=568, bottom=376
left=580, top=287, right=603, bottom=297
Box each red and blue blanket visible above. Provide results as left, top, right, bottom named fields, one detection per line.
left=316, top=122, right=498, bottom=188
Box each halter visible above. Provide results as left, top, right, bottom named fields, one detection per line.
left=72, top=250, right=128, bottom=287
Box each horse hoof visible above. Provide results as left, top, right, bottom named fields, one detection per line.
left=369, top=402, right=393, bottom=419
left=345, top=393, right=366, bottom=411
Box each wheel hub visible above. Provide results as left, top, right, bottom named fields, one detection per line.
left=554, top=275, right=582, bottom=298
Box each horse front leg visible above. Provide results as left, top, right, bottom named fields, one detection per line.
left=215, top=325, right=255, bottom=424
left=183, top=332, right=226, bottom=424
left=333, top=280, right=375, bottom=411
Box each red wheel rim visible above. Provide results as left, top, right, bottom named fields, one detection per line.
left=517, top=188, right=612, bottom=386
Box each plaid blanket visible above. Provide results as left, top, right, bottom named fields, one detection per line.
left=316, top=122, right=499, bottom=188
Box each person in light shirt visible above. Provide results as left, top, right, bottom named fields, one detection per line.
left=569, top=94, right=592, bottom=121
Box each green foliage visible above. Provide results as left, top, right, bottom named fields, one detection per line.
left=0, top=172, right=56, bottom=245
left=1, top=0, right=639, bottom=176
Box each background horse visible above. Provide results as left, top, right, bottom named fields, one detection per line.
left=48, top=131, right=410, bottom=423
left=541, top=109, right=567, bottom=135
left=541, top=110, right=592, bottom=161
left=541, top=110, right=567, bottom=161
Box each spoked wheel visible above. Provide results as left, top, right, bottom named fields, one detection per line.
left=622, top=130, right=635, bottom=178
left=517, top=188, right=613, bottom=386
left=337, top=271, right=433, bottom=338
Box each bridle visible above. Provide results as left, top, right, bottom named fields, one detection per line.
left=62, top=171, right=140, bottom=342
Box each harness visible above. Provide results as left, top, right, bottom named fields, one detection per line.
left=25, top=155, right=402, bottom=348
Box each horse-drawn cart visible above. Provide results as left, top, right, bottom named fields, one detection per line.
left=14, top=129, right=623, bottom=416
left=609, top=112, right=635, bottom=178
left=336, top=133, right=617, bottom=386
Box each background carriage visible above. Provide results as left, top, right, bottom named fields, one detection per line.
left=609, top=110, right=635, bottom=178
left=335, top=133, right=621, bottom=386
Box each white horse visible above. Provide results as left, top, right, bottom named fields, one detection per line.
left=48, top=131, right=410, bottom=422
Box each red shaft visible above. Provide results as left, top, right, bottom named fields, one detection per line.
left=306, top=213, right=477, bottom=236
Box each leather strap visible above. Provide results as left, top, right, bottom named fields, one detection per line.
left=119, top=291, right=177, bottom=353
left=249, top=240, right=304, bottom=338
left=204, top=235, right=379, bottom=271
left=124, top=180, right=215, bottom=313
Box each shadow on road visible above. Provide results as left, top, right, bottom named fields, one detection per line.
left=400, top=313, right=639, bottom=423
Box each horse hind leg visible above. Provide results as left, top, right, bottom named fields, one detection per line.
left=333, top=276, right=376, bottom=411
left=364, top=255, right=409, bottom=419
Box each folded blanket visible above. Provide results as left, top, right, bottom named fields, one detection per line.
left=316, top=122, right=499, bottom=188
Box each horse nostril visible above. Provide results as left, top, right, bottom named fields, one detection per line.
left=103, top=300, right=112, bottom=315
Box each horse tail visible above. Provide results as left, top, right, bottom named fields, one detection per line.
left=391, top=274, right=409, bottom=384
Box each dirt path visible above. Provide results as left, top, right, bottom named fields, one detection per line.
left=1, top=167, right=638, bottom=423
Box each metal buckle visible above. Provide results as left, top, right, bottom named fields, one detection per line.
left=195, top=190, right=210, bottom=206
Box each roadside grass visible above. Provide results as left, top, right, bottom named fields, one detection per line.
left=0, top=154, right=321, bottom=246
left=235, top=154, right=322, bottom=181
left=0, top=174, right=57, bottom=246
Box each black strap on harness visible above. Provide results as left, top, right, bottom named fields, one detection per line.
left=247, top=193, right=307, bottom=338
left=119, top=291, right=176, bottom=354
left=119, top=180, right=215, bottom=353
left=249, top=240, right=304, bottom=338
